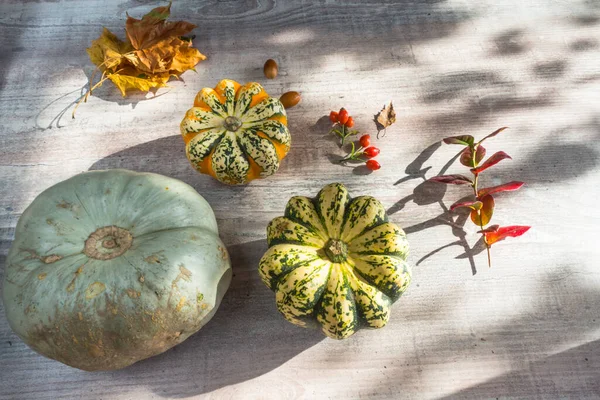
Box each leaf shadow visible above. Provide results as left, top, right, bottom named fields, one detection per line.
left=390, top=141, right=482, bottom=275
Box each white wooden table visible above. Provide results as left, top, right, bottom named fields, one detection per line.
left=1, top=0, right=599, bottom=398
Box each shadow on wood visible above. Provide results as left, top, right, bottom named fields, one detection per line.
left=438, top=340, right=600, bottom=399
left=362, top=267, right=600, bottom=398
left=88, top=135, right=193, bottom=180
left=100, top=239, right=324, bottom=397
left=389, top=141, right=479, bottom=274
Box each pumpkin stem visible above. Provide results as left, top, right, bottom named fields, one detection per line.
left=84, top=226, right=133, bottom=260
left=223, top=116, right=243, bottom=132
left=324, top=239, right=348, bottom=263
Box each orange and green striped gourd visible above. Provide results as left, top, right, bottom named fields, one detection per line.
left=259, top=183, right=411, bottom=339
left=180, top=79, right=291, bottom=185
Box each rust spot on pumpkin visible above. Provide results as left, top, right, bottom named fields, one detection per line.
left=165, top=187, right=169, bottom=190
left=88, top=344, right=104, bottom=358
left=190, top=234, right=198, bottom=241
left=37, top=272, right=47, bottom=280
left=126, top=289, right=141, bottom=299
left=24, top=304, right=36, bottom=315
left=66, top=264, right=86, bottom=293
left=57, top=201, right=73, bottom=210
left=175, top=296, right=187, bottom=312
left=218, top=246, right=228, bottom=261
left=179, top=266, right=192, bottom=281
left=172, top=265, right=192, bottom=288
left=139, top=275, right=145, bottom=283
left=144, top=252, right=164, bottom=264
left=41, top=254, right=62, bottom=264
left=201, top=303, right=209, bottom=310
left=85, top=282, right=106, bottom=300
left=22, top=249, right=61, bottom=264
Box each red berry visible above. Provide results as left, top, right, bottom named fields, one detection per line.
left=329, top=111, right=339, bottom=123
left=366, top=159, right=381, bottom=171
left=359, top=134, right=371, bottom=147
left=345, top=116, right=354, bottom=128
left=338, top=108, right=349, bottom=125
left=363, top=146, right=380, bottom=158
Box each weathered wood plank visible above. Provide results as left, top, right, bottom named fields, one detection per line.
left=1, top=0, right=599, bottom=399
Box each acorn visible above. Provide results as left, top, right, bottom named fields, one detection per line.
left=263, top=59, right=278, bottom=79
left=280, top=91, right=301, bottom=109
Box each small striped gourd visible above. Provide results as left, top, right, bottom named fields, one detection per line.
left=259, top=183, right=411, bottom=339
left=181, top=79, right=291, bottom=185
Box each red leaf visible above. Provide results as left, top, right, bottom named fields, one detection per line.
left=443, top=135, right=474, bottom=146
left=478, top=224, right=500, bottom=234
left=428, top=174, right=473, bottom=185
left=478, top=181, right=524, bottom=198
left=459, top=147, right=473, bottom=167
left=470, top=194, right=494, bottom=226
left=460, top=144, right=487, bottom=167
left=474, top=145, right=486, bottom=165
left=450, top=200, right=483, bottom=211
left=471, top=151, right=512, bottom=174
left=478, top=127, right=508, bottom=144
left=481, top=225, right=531, bottom=245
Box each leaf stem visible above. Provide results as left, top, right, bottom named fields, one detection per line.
left=72, top=69, right=122, bottom=119
left=471, top=171, right=492, bottom=267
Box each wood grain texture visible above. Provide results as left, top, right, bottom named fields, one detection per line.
left=1, top=0, right=599, bottom=399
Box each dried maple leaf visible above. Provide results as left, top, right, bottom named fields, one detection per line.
left=86, top=28, right=134, bottom=70
left=376, top=102, right=396, bottom=137
left=75, top=3, right=206, bottom=117
left=125, top=3, right=196, bottom=50
left=375, top=101, right=396, bottom=139
left=169, top=40, right=206, bottom=74
left=131, top=37, right=206, bottom=75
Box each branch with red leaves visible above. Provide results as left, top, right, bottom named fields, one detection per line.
left=428, top=127, right=530, bottom=267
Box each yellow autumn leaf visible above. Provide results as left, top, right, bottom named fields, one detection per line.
left=107, top=69, right=169, bottom=97
left=86, top=28, right=133, bottom=71
left=77, top=4, right=206, bottom=117
left=170, top=42, right=206, bottom=74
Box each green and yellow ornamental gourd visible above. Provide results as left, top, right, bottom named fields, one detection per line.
left=2, top=170, right=232, bottom=371
left=259, top=183, right=411, bottom=339
left=181, top=79, right=291, bottom=185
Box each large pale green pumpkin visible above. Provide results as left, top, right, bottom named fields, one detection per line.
left=259, top=183, right=411, bottom=339
left=2, top=169, right=231, bottom=371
